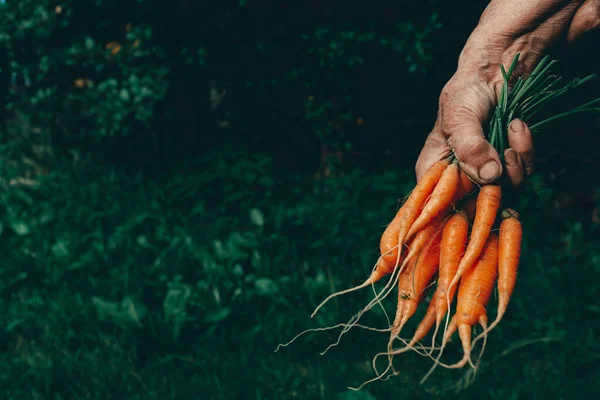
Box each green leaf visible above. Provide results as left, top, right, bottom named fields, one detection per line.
left=164, top=282, right=192, bottom=320
left=92, top=296, right=147, bottom=329
left=120, top=89, right=130, bottom=101
left=85, top=36, right=95, bottom=50
left=254, top=277, right=277, bottom=296
left=250, top=208, right=264, bottom=227
left=10, top=221, right=30, bottom=236
left=337, top=390, right=377, bottom=400
left=164, top=281, right=193, bottom=339
left=52, top=240, right=71, bottom=261
left=203, top=307, right=231, bottom=323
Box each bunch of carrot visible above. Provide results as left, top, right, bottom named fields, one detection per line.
left=277, top=53, right=600, bottom=385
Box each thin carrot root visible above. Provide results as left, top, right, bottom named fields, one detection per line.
left=443, top=316, right=488, bottom=370
left=429, top=321, right=442, bottom=356
left=311, top=244, right=403, bottom=318
left=471, top=312, right=502, bottom=350
left=356, top=340, right=443, bottom=391
left=379, top=298, right=440, bottom=376
left=319, top=258, right=410, bottom=355
left=286, top=249, right=407, bottom=356
left=471, top=320, right=489, bottom=378
left=348, top=361, right=394, bottom=391
left=274, top=322, right=391, bottom=352
left=310, top=280, right=372, bottom=318
left=386, top=222, right=444, bottom=375
left=402, top=289, right=439, bottom=356
left=381, top=340, right=442, bottom=359
left=321, top=160, right=449, bottom=358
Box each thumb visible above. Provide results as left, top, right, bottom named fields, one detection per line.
left=567, top=0, right=600, bottom=43
left=444, top=116, right=502, bottom=185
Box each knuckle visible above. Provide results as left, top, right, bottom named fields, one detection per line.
left=440, top=104, right=477, bottom=135
left=438, top=85, right=453, bottom=109
left=448, top=134, right=489, bottom=160
left=520, top=150, right=535, bottom=165
left=588, top=0, right=600, bottom=28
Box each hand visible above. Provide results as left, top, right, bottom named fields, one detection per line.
left=416, top=0, right=600, bottom=186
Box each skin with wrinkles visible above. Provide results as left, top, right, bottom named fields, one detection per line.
left=416, top=0, right=599, bottom=186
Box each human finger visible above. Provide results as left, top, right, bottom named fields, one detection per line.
left=415, top=127, right=452, bottom=182
left=567, top=0, right=600, bottom=43
left=507, top=118, right=534, bottom=175
left=504, top=148, right=525, bottom=187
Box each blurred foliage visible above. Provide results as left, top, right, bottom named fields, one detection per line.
left=0, top=0, right=599, bottom=399
left=1, top=148, right=600, bottom=399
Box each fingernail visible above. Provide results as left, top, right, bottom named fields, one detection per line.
left=526, top=166, right=533, bottom=175
left=504, top=149, right=518, bottom=166
left=479, top=161, right=501, bottom=181
left=510, top=119, right=525, bottom=132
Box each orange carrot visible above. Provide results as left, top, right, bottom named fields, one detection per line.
left=420, top=235, right=499, bottom=383
left=391, top=159, right=449, bottom=263
left=310, top=207, right=414, bottom=317
left=406, top=163, right=459, bottom=240
left=390, top=224, right=443, bottom=340
left=495, top=209, right=522, bottom=323
left=454, top=169, right=476, bottom=201
left=430, top=211, right=469, bottom=343
left=378, top=206, right=408, bottom=268
left=432, top=185, right=500, bottom=365
left=446, top=185, right=501, bottom=300
left=381, top=225, right=443, bottom=378
left=472, top=209, right=522, bottom=347
left=412, top=290, right=439, bottom=345
left=400, top=213, right=445, bottom=268
left=393, top=288, right=439, bottom=354
left=442, top=234, right=498, bottom=368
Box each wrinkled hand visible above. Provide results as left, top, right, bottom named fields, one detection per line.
left=416, top=0, right=600, bottom=186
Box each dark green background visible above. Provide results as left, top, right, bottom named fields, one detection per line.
left=0, top=1, right=599, bottom=399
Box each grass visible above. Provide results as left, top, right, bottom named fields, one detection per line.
left=0, top=147, right=599, bottom=399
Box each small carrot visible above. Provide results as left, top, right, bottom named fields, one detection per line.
left=395, top=210, right=468, bottom=357
left=400, top=212, right=447, bottom=268
left=355, top=208, right=449, bottom=320
left=314, top=211, right=455, bottom=355
left=421, top=235, right=498, bottom=381
left=430, top=185, right=500, bottom=373
left=494, top=209, right=522, bottom=324
left=454, top=168, right=476, bottom=201
left=443, top=234, right=498, bottom=368
left=390, top=224, right=443, bottom=340
left=374, top=224, right=444, bottom=380
left=445, top=184, right=501, bottom=305
left=378, top=206, right=408, bottom=268
left=392, top=159, right=450, bottom=262
left=406, top=163, right=459, bottom=241
left=392, top=289, right=439, bottom=355
left=472, top=209, right=522, bottom=348
left=430, top=211, right=469, bottom=345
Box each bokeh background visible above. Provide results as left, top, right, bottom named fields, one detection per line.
left=1, top=1, right=600, bottom=399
